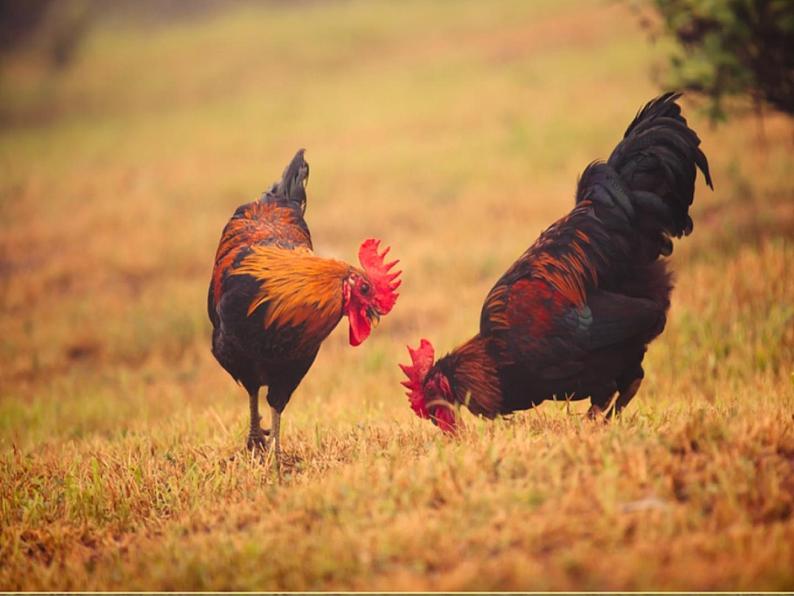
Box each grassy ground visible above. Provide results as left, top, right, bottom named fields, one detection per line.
left=1, top=0, right=793, bottom=590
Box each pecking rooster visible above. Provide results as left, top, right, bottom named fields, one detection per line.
left=401, top=93, right=712, bottom=432
left=209, top=150, right=401, bottom=462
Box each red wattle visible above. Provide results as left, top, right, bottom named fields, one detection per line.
left=432, top=406, right=457, bottom=433
left=347, top=305, right=371, bottom=347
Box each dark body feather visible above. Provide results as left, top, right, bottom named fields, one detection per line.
left=208, top=150, right=338, bottom=413
left=439, top=93, right=713, bottom=417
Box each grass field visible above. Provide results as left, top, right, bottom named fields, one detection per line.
left=1, top=0, right=793, bottom=590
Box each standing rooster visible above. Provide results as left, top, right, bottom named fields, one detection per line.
left=209, top=150, right=400, bottom=462
left=401, top=93, right=712, bottom=432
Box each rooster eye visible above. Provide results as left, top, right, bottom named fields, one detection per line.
left=360, top=282, right=370, bottom=295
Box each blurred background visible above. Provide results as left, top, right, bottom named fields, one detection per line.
left=1, top=0, right=793, bottom=590
left=0, top=0, right=791, bottom=440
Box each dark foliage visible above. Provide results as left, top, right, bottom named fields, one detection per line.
left=649, top=0, right=794, bottom=120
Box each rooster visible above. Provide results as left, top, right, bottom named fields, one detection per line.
left=401, top=93, right=712, bottom=432
left=209, top=149, right=401, bottom=462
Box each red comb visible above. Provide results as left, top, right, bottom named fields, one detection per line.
left=399, top=339, right=435, bottom=419
left=358, top=238, right=401, bottom=315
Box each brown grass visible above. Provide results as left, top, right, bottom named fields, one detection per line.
left=0, top=0, right=793, bottom=590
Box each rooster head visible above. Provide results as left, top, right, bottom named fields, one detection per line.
left=344, top=238, right=401, bottom=347
left=400, top=339, right=458, bottom=433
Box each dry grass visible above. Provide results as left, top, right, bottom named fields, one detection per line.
left=1, top=0, right=793, bottom=590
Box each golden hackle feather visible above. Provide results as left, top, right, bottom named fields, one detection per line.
left=536, top=249, right=597, bottom=306
left=450, top=336, right=502, bottom=416
left=211, top=201, right=312, bottom=304
left=523, top=207, right=600, bottom=307
left=233, top=245, right=353, bottom=336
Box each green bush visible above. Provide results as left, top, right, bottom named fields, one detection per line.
left=650, top=0, right=794, bottom=120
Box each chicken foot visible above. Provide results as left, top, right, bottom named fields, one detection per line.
left=246, top=390, right=271, bottom=450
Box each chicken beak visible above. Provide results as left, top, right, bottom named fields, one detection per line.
left=367, top=308, right=381, bottom=329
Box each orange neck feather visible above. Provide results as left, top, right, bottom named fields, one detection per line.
left=234, top=246, right=354, bottom=335
left=448, top=335, right=502, bottom=416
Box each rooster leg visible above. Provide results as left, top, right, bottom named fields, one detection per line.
left=611, top=362, right=645, bottom=416
left=270, top=407, right=281, bottom=476
left=246, top=388, right=270, bottom=450
left=586, top=404, right=605, bottom=420
left=588, top=377, right=642, bottom=420
left=586, top=383, right=617, bottom=421
left=613, top=377, right=643, bottom=415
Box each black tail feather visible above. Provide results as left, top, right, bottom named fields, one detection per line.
left=576, top=93, right=712, bottom=264
left=611, top=94, right=713, bottom=206
left=266, top=148, right=310, bottom=212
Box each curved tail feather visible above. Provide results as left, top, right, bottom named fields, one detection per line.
left=265, top=148, right=310, bottom=212
left=576, top=92, right=712, bottom=262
